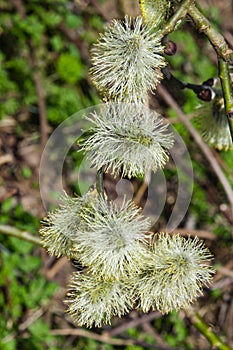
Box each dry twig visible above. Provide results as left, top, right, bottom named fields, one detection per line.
left=157, top=84, right=233, bottom=232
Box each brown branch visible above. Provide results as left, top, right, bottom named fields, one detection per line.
left=157, top=84, right=233, bottom=229
left=134, top=170, right=151, bottom=207
left=217, top=266, right=233, bottom=279
left=58, top=23, right=90, bottom=64
left=88, top=0, right=111, bottom=22
left=142, top=322, right=169, bottom=349
left=51, top=326, right=174, bottom=349
left=103, top=311, right=160, bottom=337
left=10, top=0, right=26, bottom=17
left=0, top=154, right=14, bottom=166
left=50, top=328, right=171, bottom=350
left=46, top=256, right=68, bottom=279
left=32, top=69, right=49, bottom=150
left=2, top=308, right=44, bottom=344
left=51, top=328, right=135, bottom=346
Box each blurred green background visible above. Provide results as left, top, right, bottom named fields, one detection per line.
left=0, top=0, right=233, bottom=349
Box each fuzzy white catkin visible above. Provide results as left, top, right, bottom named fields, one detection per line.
left=140, top=0, right=171, bottom=27
left=195, top=97, right=233, bottom=151
left=91, top=16, right=167, bottom=104
left=82, top=103, right=174, bottom=178
left=133, top=233, right=214, bottom=314
left=66, top=273, right=133, bottom=328
left=72, top=196, right=151, bottom=279
left=39, top=190, right=99, bottom=258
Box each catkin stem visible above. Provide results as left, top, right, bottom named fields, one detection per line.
left=160, top=0, right=195, bottom=36
left=188, top=3, right=233, bottom=62
left=188, top=310, right=232, bottom=350
left=0, top=224, right=43, bottom=247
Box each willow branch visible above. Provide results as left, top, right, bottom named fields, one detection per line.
left=218, top=59, right=233, bottom=114
left=103, top=311, right=160, bottom=337
left=157, top=85, right=233, bottom=225
left=160, top=0, right=195, bottom=36
left=188, top=3, right=233, bottom=62
left=51, top=328, right=134, bottom=346
left=0, top=225, right=43, bottom=247
left=187, top=310, right=231, bottom=350
left=51, top=327, right=173, bottom=349
left=218, top=58, right=233, bottom=142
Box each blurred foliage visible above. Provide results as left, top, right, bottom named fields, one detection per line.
left=0, top=0, right=100, bottom=123
left=0, top=202, right=58, bottom=349
left=0, top=0, right=232, bottom=349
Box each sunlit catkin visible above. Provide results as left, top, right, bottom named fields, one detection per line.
left=91, top=16, right=166, bottom=104
left=82, top=103, right=174, bottom=178
left=134, top=233, right=214, bottom=314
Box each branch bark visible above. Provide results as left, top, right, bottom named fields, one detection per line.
left=187, top=310, right=232, bottom=350
left=160, top=0, right=195, bottom=36
left=187, top=3, right=233, bottom=62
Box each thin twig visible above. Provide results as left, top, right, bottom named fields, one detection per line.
left=217, top=266, right=233, bottom=279
left=160, top=0, right=195, bottom=36
left=51, top=328, right=134, bottom=346
left=2, top=308, right=44, bottom=343
left=0, top=154, right=14, bottom=166
left=187, top=3, right=233, bottom=62
left=33, top=70, right=49, bottom=150
left=51, top=327, right=173, bottom=349
left=46, top=256, right=68, bottom=279
left=218, top=58, right=233, bottom=115
left=134, top=170, right=151, bottom=207
left=187, top=310, right=232, bottom=350
left=0, top=225, right=43, bottom=247
left=218, top=58, right=233, bottom=142
left=142, top=322, right=169, bottom=349
left=89, top=0, right=111, bottom=22
left=103, top=311, right=160, bottom=337
left=11, top=0, right=26, bottom=17
left=157, top=85, right=233, bottom=227
left=58, top=23, right=89, bottom=61
left=50, top=328, right=178, bottom=350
